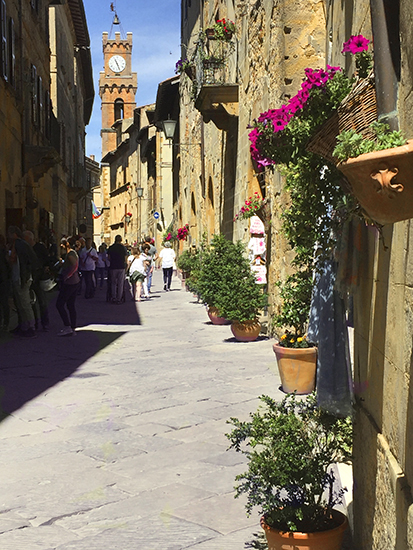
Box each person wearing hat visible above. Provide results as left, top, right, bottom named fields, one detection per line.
left=158, top=241, right=176, bottom=291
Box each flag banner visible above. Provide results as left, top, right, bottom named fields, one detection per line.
left=91, top=200, right=102, bottom=219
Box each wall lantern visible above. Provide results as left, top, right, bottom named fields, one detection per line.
left=161, top=117, right=177, bottom=141
left=137, top=187, right=144, bottom=198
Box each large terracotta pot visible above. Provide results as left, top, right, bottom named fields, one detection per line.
left=207, top=306, right=231, bottom=325
left=261, top=510, right=348, bottom=550
left=273, top=344, right=317, bottom=395
left=231, top=320, right=261, bottom=342
left=338, top=140, right=413, bottom=225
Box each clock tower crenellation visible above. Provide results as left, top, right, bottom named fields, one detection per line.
left=99, top=31, right=137, bottom=157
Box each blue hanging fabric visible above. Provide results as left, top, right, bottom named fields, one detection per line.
left=307, top=259, right=353, bottom=417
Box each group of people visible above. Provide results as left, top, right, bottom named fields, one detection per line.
left=0, top=227, right=177, bottom=338
left=0, top=226, right=56, bottom=337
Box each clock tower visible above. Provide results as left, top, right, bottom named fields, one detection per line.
left=99, top=31, right=138, bottom=156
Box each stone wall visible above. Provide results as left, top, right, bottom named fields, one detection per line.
left=179, top=0, right=326, bottom=329
left=328, top=1, right=413, bottom=548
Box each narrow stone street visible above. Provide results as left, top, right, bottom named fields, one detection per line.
left=0, top=271, right=350, bottom=549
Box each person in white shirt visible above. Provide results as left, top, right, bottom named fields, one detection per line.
left=79, top=238, right=98, bottom=298
left=96, top=244, right=108, bottom=289
left=129, top=245, right=150, bottom=301
left=158, top=241, right=176, bottom=291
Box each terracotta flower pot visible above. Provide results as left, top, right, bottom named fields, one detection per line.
left=338, top=140, right=413, bottom=225
left=261, top=510, right=348, bottom=550
left=207, top=306, right=231, bottom=325
left=273, top=343, right=317, bottom=395
left=231, top=320, right=261, bottom=342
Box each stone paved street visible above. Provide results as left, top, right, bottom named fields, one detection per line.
left=0, top=270, right=352, bottom=549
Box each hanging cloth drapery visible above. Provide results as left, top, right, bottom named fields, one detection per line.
left=307, top=259, right=353, bottom=417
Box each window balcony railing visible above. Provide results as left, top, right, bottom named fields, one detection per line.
left=188, top=31, right=239, bottom=127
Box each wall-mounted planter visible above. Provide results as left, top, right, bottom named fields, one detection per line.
left=184, top=65, right=196, bottom=81
left=338, top=140, right=413, bottom=225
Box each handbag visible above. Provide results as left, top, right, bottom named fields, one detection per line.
left=129, top=270, right=140, bottom=283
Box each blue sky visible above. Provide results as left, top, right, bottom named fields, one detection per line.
left=83, top=0, right=181, bottom=161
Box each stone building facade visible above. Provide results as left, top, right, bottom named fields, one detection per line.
left=178, top=1, right=413, bottom=548
left=0, top=0, right=93, bottom=241
left=178, top=0, right=327, bottom=317
left=326, top=1, right=413, bottom=549
left=96, top=28, right=179, bottom=250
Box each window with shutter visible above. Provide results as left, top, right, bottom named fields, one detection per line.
left=31, top=65, right=38, bottom=124
left=45, top=90, right=51, bottom=139
left=1, top=0, right=8, bottom=80
left=38, top=76, right=43, bottom=133
left=8, top=17, right=15, bottom=86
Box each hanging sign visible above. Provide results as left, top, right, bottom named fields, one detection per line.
left=153, top=211, right=160, bottom=220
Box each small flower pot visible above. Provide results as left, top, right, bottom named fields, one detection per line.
left=205, top=28, right=215, bottom=39
left=231, top=320, right=261, bottom=342
left=207, top=306, right=231, bottom=325
left=184, top=65, right=196, bottom=81
left=261, top=510, right=348, bottom=550
left=273, top=343, right=317, bottom=394
left=338, top=140, right=413, bottom=225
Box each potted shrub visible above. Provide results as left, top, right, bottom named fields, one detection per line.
left=196, top=234, right=266, bottom=336
left=333, top=123, right=413, bottom=225
left=177, top=249, right=199, bottom=292
left=226, top=393, right=353, bottom=550
left=273, top=270, right=317, bottom=394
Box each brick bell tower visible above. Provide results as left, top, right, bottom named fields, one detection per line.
left=99, top=30, right=138, bottom=156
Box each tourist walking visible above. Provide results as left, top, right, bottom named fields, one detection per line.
left=107, top=235, right=127, bottom=304
left=96, top=244, right=108, bottom=289
left=159, top=241, right=176, bottom=291
left=56, top=237, right=80, bottom=336
left=142, top=236, right=157, bottom=293
left=128, top=245, right=150, bottom=301
left=7, top=226, right=37, bottom=337
left=23, top=230, right=50, bottom=331
left=79, top=237, right=98, bottom=298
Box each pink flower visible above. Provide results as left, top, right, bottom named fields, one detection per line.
left=342, top=35, right=370, bottom=54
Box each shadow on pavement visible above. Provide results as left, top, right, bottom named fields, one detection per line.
left=245, top=531, right=267, bottom=549
left=223, top=335, right=270, bottom=344
left=0, top=284, right=141, bottom=420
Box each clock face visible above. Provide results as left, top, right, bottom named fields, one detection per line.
left=108, top=55, right=126, bottom=73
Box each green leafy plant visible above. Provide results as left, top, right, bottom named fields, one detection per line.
left=177, top=249, right=201, bottom=294
left=333, top=122, right=407, bottom=162
left=248, top=35, right=374, bottom=338
left=176, top=249, right=195, bottom=273
left=175, top=58, right=193, bottom=75
left=226, top=393, right=353, bottom=533
left=197, top=234, right=266, bottom=322
left=212, top=18, right=235, bottom=41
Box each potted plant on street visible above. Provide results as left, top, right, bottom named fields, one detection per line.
left=226, top=392, right=353, bottom=550
left=196, top=235, right=234, bottom=325
left=197, top=234, right=266, bottom=339
left=272, top=271, right=317, bottom=394
left=177, top=248, right=198, bottom=289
